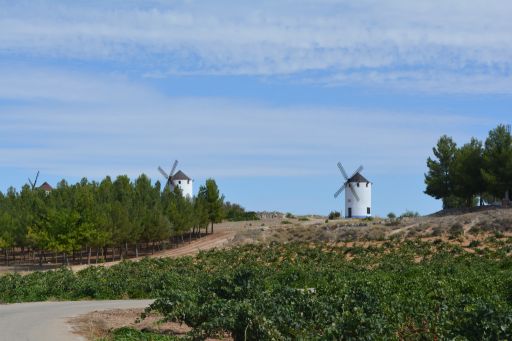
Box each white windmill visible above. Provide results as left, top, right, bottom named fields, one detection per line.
left=158, top=160, right=193, bottom=198
left=334, top=162, right=372, bottom=218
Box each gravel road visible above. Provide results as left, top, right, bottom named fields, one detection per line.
left=0, top=300, right=153, bottom=341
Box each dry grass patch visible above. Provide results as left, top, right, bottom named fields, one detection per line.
left=69, top=308, right=232, bottom=340
left=69, top=308, right=190, bottom=340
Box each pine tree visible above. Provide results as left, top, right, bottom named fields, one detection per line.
left=451, top=138, right=485, bottom=207
left=0, top=212, right=15, bottom=265
left=168, top=186, right=194, bottom=241
left=424, top=135, right=459, bottom=208
left=198, top=179, right=224, bottom=234
left=193, top=195, right=209, bottom=236
left=482, top=125, right=512, bottom=203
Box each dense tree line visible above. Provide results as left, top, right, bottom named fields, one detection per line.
left=425, top=124, right=512, bottom=208
left=0, top=175, right=224, bottom=265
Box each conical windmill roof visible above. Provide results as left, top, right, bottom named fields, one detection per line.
left=347, top=172, right=370, bottom=183
left=173, top=170, right=191, bottom=181
left=39, top=182, right=53, bottom=191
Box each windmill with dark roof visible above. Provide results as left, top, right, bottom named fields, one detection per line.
left=28, top=171, right=53, bottom=195
left=334, top=162, right=372, bottom=218
left=158, top=160, right=193, bottom=198
left=39, top=182, right=53, bottom=195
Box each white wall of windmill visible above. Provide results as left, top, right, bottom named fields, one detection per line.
left=172, top=179, right=193, bottom=198
left=344, top=182, right=372, bottom=218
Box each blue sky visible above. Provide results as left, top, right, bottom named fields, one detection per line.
left=1, top=0, right=511, bottom=216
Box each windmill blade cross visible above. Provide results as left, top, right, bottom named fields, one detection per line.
left=334, top=184, right=346, bottom=198
left=170, top=160, right=178, bottom=177
left=28, top=178, right=34, bottom=189
left=349, top=184, right=360, bottom=201
left=158, top=166, right=169, bottom=179
left=337, top=162, right=349, bottom=180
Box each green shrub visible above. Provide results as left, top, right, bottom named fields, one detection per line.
left=495, top=231, right=505, bottom=239
left=469, top=225, right=481, bottom=235
left=406, top=229, right=418, bottom=238
left=431, top=225, right=445, bottom=237
left=224, top=202, right=260, bottom=221
left=388, top=232, right=404, bottom=241
left=449, top=223, right=464, bottom=239
left=328, top=211, right=341, bottom=220
left=365, top=227, right=385, bottom=241
left=103, top=327, right=181, bottom=340
left=385, top=220, right=400, bottom=227
left=469, top=240, right=481, bottom=248
left=400, top=210, right=420, bottom=218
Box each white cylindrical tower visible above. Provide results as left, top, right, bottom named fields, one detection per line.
left=171, top=170, right=193, bottom=198
left=344, top=173, right=372, bottom=218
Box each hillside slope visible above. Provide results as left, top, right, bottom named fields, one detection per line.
left=233, top=207, right=512, bottom=248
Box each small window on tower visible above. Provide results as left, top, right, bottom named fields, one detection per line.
left=179, top=181, right=182, bottom=184
left=367, top=207, right=371, bottom=214
left=357, top=183, right=360, bottom=187
left=366, top=183, right=369, bottom=187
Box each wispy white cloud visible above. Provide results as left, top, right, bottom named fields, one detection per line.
left=0, top=67, right=161, bottom=104
left=323, top=69, right=512, bottom=94
left=1, top=1, right=511, bottom=92
left=0, top=68, right=492, bottom=181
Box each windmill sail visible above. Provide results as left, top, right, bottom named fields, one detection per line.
left=158, top=160, right=179, bottom=190
left=334, top=184, right=345, bottom=198
left=28, top=171, right=40, bottom=190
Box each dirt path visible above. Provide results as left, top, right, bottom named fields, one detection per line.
left=153, top=230, right=235, bottom=258
left=71, top=229, right=236, bottom=272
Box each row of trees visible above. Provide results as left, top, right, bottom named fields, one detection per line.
left=425, top=124, right=512, bottom=208
left=223, top=201, right=259, bottom=221
left=0, top=175, right=224, bottom=265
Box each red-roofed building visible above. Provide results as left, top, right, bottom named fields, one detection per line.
left=39, top=182, right=53, bottom=194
